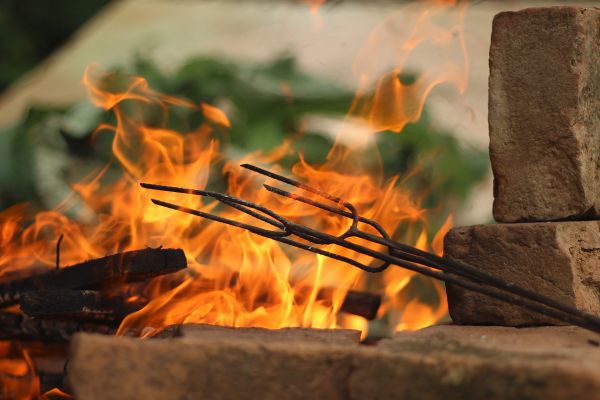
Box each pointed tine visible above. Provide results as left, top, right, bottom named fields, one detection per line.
left=263, top=184, right=389, bottom=239
left=264, top=184, right=352, bottom=219
left=142, top=183, right=239, bottom=206
left=240, top=163, right=342, bottom=204
left=141, top=182, right=207, bottom=196
left=150, top=199, right=288, bottom=237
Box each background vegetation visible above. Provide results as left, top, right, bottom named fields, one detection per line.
left=0, top=55, right=487, bottom=234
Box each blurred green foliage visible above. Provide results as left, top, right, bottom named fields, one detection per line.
left=0, top=0, right=111, bottom=91
left=0, top=55, right=488, bottom=232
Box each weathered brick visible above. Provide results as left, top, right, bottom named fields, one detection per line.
left=68, top=332, right=355, bottom=400
left=444, top=221, right=600, bottom=326
left=489, top=7, right=600, bottom=222
left=177, top=324, right=360, bottom=344
left=351, top=325, right=600, bottom=400
left=68, top=325, right=600, bottom=400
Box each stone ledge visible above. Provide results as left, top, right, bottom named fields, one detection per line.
left=68, top=325, right=600, bottom=400
left=444, top=221, right=600, bottom=326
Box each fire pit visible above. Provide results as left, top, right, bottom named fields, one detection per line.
left=1, top=3, right=600, bottom=400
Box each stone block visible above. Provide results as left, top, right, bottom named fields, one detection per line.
left=68, top=325, right=600, bottom=400
left=444, top=221, right=600, bottom=326
left=68, top=333, right=355, bottom=400
left=177, top=324, right=361, bottom=344
left=489, top=7, right=600, bottom=222
left=351, top=325, right=600, bottom=400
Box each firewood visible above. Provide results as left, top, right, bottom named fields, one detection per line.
left=0, top=312, right=118, bottom=342
left=0, top=248, right=187, bottom=309
left=20, top=290, right=146, bottom=322
left=0, top=311, right=183, bottom=342
left=335, top=290, right=380, bottom=321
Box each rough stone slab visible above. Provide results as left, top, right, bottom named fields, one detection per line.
left=68, top=333, right=355, bottom=400
left=444, top=221, right=600, bottom=326
left=177, top=324, right=361, bottom=345
left=68, top=325, right=600, bottom=400
left=489, top=6, right=600, bottom=222
left=351, top=325, right=600, bottom=400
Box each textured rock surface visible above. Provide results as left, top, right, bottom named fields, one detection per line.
left=444, top=221, right=600, bottom=326
left=489, top=6, right=600, bottom=222
left=176, top=324, right=361, bottom=344
left=69, top=325, right=600, bottom=400
left=352, top=325, right=600, bottom=400
left=69, top=333, right=355, bottom=400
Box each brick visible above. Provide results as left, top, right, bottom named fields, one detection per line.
left=68, top=325, right=600, bottom=400
left=444, top=221, right=600, bottom=326
left=68, top=326, right=359, bottom=400
left=351, top=325, right=600, bottom=400
left=177, top=324, right=361, bottom=345
left=68, top=333, right=355, bottom=400
left=489, top=7, right=600, bottom=222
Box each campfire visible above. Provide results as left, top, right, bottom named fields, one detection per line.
left=1, top=3, right=600, bottom=400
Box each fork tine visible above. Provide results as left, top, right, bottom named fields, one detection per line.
left=142, top=182, right=289, bottom=231
left=151, top=199, right=289, bottom=237
left=241, top=163, right=343, bottom=204
left=141, top=182, right=206, bottom=195
left=263, top=184, right=388, bottom=233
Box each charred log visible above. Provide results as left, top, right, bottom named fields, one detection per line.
left=20, top=290, right=146, bottom=322
left=0, top=248, right=187, bottom=309
left=0, top=311, right=182, bottom=342
left=339, top=291, right=381, bottom=321
left=0, top=312, right=117, bottom=342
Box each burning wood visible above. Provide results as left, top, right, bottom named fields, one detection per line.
left=0, top=312, right=117, bottom=342
left=325, top=289, right=380, bottom=321
left=194, top=271, right=381, bottom=321
left=0, top=248, right=187, bottom=309
left=0, top=243, right=380, bottom=347
left=18, top=287, right=379, bottom=323
left=20, top=290, right=146, bottom=322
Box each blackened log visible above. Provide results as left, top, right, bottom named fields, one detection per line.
left=20, top=290, right=146, bottom=322
left=0, top=248, right=187, bottom=309
left=0, top=311, right=182, bottom=342
left=0, top=312, right=117, bottom=342
left=315, top=288, right=381, bottom=320
left=340, top=291, right=381, bottom=321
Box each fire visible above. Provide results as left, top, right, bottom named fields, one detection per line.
left=347, top=0, right=467, bottom=133
left=0, top=342, right=38, bottom=399
left=0, top=1, right=469, bottom=396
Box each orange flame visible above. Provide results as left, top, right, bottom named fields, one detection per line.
left=201, top=103, right=231, bottom=128
left=0, top=2, right=468, bottom=378
left=0, top=342, right=38, bottom=399
left=346, top=0, right=468, bottom=134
